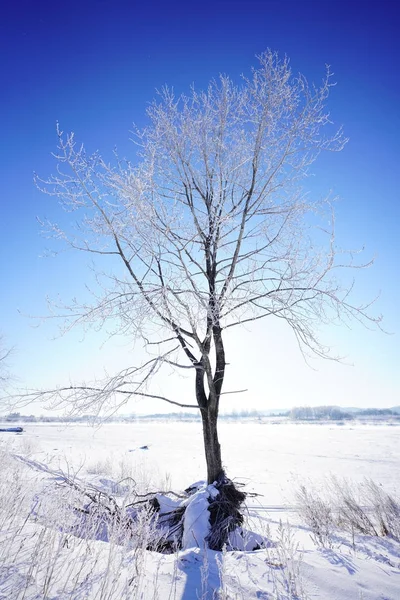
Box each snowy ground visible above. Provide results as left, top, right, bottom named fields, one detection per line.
left=1, top=420, right=400, bottom=599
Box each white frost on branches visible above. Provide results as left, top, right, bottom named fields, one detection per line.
left=24, top=50, right=381, bottom=417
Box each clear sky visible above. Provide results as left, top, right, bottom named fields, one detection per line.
left=1, top=0, right=399, bottom=414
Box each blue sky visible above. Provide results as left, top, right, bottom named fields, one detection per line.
left=1, top=0, right=399, bottom=413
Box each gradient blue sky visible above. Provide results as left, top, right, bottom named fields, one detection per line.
left=1, top=0, right=399, bottom=413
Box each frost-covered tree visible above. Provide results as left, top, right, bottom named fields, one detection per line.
left=33, top=51, right=379, bottom=488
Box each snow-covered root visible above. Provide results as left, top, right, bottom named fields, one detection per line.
left=134, top=475, right=268, bottom=552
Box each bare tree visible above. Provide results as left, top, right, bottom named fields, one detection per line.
left=33, top=51, right=380, bottom=486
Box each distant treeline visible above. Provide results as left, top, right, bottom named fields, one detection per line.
left=2, top=407, right=398, bottom=424
left=358, top=408, right=397, bottom=416
left=289, top=406, right=400, bottom=421
left=290, top=406, right=353, bottom=421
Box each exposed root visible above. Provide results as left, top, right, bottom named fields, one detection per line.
left=207, top=474, right=247, bottom=550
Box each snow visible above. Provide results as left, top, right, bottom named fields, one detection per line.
left=1, top=420, right=399, bottom=599
left=181, top=484, right=213, bottom=550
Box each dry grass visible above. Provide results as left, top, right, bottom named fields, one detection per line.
left=296, top=476, right=400, bottom=548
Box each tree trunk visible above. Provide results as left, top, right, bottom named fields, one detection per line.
left=201, top=408, right=224, bottom=484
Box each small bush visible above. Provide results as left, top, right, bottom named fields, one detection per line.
left=296, top=477, right=400, bottom=547
left=334, top=478, right=400, bottom=540
left=295, top=484, right=335, bottom=547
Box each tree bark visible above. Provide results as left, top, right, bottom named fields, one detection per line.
left=201, top=408, right=224, bottom=484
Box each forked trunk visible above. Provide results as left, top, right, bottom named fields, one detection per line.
left=196, top=322, right=226, bottom=484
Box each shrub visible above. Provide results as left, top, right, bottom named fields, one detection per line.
left=296, top=477, right=400, bottom=547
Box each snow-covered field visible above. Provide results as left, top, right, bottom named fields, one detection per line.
left=1, top=420, right=400, bottom=599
